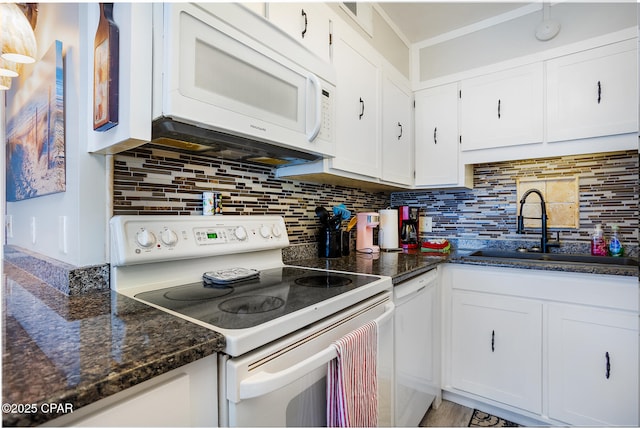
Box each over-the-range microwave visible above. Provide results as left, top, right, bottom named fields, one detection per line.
left=151, top=3, right=336, bottom=166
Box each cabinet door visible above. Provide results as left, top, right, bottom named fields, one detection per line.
left=548, top=303, right=639, bottom=426
left=332, top=33, right=380, bottom=178
left=414, top=83, right=460, bottom=186
left=268, top=3, right=332, bottom=63
left=381, top=74, right=413, bottom=186
left=546, top=39, right=638, bottom=142
left=460, top=63, right=543, bottom=151
left=451, top=290, right=542, bottom=413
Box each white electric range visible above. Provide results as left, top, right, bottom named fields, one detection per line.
left=109, top=215, right=395, bottom=426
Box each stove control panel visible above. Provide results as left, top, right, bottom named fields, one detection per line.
left=110, top=215, right=289, bottom=266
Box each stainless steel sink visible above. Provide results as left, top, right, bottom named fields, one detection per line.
left=466, top=249, right=638, bottom=266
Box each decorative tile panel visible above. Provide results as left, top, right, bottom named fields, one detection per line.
left=517, top=177, right=579, bottom=228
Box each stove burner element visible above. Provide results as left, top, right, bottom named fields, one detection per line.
left=295, top=275, right=352, bottom=288
left=163, top=285, right=233, bottom=301
left=219, top=295, right=285, bottom=314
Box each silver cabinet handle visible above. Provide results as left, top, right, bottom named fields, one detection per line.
left=359, top=98, right=364, bottom=120
left=397, top=122, right=403, bottom=140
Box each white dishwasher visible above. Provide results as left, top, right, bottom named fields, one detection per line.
left=393, top=267, right=441, bottom=427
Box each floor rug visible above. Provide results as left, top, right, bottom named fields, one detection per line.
left=468, top=409, right=520, bottom=427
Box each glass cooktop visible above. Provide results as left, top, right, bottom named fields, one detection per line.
left=135, top=266, right=379, bottom=329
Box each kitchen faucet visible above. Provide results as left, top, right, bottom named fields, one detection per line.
left=516, top=188, right=560, bottom=253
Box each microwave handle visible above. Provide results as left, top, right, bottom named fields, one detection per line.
left=306, top=73, right=322, bottom=142
left=238, top=301, right=394, bottom=400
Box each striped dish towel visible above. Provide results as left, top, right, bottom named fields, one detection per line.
left=327, top=320, right=378, bottom=427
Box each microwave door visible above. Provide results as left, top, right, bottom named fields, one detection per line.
left=176, top=10, right=306, bottom=138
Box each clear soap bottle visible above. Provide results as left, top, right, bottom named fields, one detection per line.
left=608, top=224, right=624, bottom=257
left=591, top=224, right=607, bottom=256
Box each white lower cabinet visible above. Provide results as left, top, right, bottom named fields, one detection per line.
left=548, top=304, right=639, bottom=426
left=443, top=264, right=638, bottom=426
left=451, top=291, right=542, bottom=413
left=45, top=355, right=218, bottom=427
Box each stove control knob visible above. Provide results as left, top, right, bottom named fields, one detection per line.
left=160, top=228, right=178, bottom=246
left=136, top=229, right=157, bottom=248
left=272, top=225, right=282, bottom=238
left=234, top=226, right=247, bottom=241
left=259, top=225, right=271, bottom=238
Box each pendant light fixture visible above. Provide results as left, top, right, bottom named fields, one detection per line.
left=0, top=3, right=38, bottom=89
left=1, top=3, right=37, bottom=63
left=535, top=2, right=560, bottom=41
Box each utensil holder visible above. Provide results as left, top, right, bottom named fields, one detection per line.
left=341, top=231, right=350, bottom=256
left=318, top=228, right=342, bottom=258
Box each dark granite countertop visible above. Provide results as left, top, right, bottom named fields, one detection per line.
left=447, top=250, right=638, bottom=277
left=287, top=249, right=446, bottom=283
left=289, top=246, right=638, bottom=282
left=2, top=262, right=225, bottom=427
left=4, top=240, right=635, bottom=426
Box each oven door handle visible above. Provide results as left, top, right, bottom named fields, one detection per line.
left=238, top=301, right=394, bottom=400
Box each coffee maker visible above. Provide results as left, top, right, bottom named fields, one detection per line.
left=398, top=206, right=419, bottom=249
left=356, top=212, right=380, bottom=253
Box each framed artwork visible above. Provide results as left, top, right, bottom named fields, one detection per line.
left=6, top=40, right=66, bottom=202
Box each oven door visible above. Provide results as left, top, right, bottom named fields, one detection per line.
left=220, top=292, right=394, bottom=427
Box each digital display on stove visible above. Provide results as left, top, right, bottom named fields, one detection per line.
left=207, top=232, right=218, bottom=239
left=134, top=267, right=380, bottom=329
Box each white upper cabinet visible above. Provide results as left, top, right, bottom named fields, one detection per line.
left=460, top=63, right=543, bottom=152
left=415, top=83, right=472, bottom=188
left=331, top=30, right=380, bottom=179
left=381, top=72, right=413, bottom=186
left=546, top=39, right=638, bottom=143
left=268, top=3, right=332, bottom=63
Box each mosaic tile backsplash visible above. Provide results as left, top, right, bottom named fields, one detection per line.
left=114, top=147, right=637, bottom=252
left=392, top=150, right=638, bottom=247
left=112, top=145, right=391, bottom=245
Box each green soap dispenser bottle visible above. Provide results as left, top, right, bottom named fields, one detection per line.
left=608, top=224, right=624, bottom=257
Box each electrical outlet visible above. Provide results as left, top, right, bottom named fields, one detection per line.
left=6, top=215, right=13, bottom=238
left=30, top=217, right=36, bottom=244
left=59, top=216, right=68, bottom=254
left=420, top=216, right=433, bottom=233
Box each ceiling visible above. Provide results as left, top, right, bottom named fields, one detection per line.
left=377, top=2, right=535, bottom=43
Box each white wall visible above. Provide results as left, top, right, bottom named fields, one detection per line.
left=416, top=2, right=638, bottom=83
left=4, top=3, right=108, bottom=267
